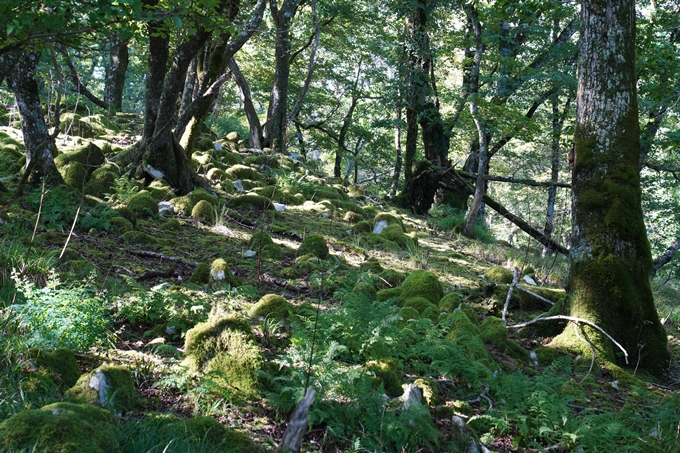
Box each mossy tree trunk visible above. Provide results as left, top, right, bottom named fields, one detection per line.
left=553, top=0, right=668, bottom=376
left=5, top=50, right=62, bottom=184
left=104, top=32, right=129, bottom=113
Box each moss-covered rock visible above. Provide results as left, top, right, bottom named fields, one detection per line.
left=249, top=294, right=292, bottom=320
left=484, top=266, right=514, bottom=284
left=403, top=296, right=438, bottom=315
left=66, top=365, right=138, bottom=413
left=210, top=258, right=242, bottom=287
left=183, top=315, right=262, bottom=398
left=376, top=286, right=403, bottom=302
left=381, top=223, right=415, bottom=249
left=59, top=161, right=88, bottom=189
left=310, top=186, right=349, bottom=202
left=192, top=199, right=215, bottom=223
left=126, top=190, right=159, bottom=219
left=400, top=270, right=444, bottom=305
left=352, top=281, right=377, bottom=298
left=121, top=230, right=157, bottom=245
left=172, top=189, right=218, bottom=216
left=206, top=167, right=227, bottom=182
left=114, top=206, right=136, bottom=225
left=445, top=310, right=492, bottom=363
left=84, top=164, right=119, bottom=198
left=54, top=143, right=105, bottom=171
left=226, top=164, right=261, bottom=181
left=248, top=231, right=282, bottom=259
left=360, top=259, right=384, bottom=274
left=190, top=262, right=211, bottom=284
left=229, top=194, right=274, bottom=211
left=352, top=220, right=373, bottom=234
left=379, top=269, right=406, bottom=288
left=296, top=234, right=329, bottom=259
left=0, top=402, right=118, bottom=453
left=366, top=359, right=403, bottom=398
left=108, top=216, right=133, bottom=233
left=374, top=212, right=404, bottom=230
left=161, top=218, right=181, bottom=233
left=439, top=292, right=462, bottom=312
left=25, top=348, right=81, bottom=393
left=399, top=306, right=421, bottom=325
left=414, top=377, right=442, bottom=407
left=343, top=211, right=363, bottom=224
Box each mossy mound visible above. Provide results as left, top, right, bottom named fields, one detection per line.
left=125, top=190, right=159, bottom=219
left=211, top=258, right=242, bottom=287
left=296, top=234, right=329, bottom=259
left=206, top=167, right=227, bottom=182
left=216, top=149, right=244, bottom=166
left=84, top=164, right=119, bottom=198
left=374, top=212, right=404, bottom=230
left=380, top=223, right=415, bottom=249
left=249, top=294, right=292, bottom=320
left=226, top=164, right=262, bottom=181
left=59, top=161, right=88, bottom=188
left=229, top=194, right=274, bottom=211
left=309, top=186, right=349, bottom=202
left=344, top=211, right=363, bottom=224
left=114, top=206, right=136, bottom=225
left=161, top=218, right=181, bottom=232
left=445, top=310, right=493, bottom=363
left=439, top=292, right=462, bottom=312
left=0, top=138, right=25, bottom=176
left=379, top=269, right=406, bottom=288
left=403, top=296, right=439, bottom=316
left=400, top=270, right=444, bottom=305
left=121, top=230, right=157, bottom=245
left=366, top=359, right=403, bottom=398
left=413, top=377, right=442, bottom=407
left=66, top=365, right=139, bottom=413
left=80, top=114, right=120, bottom=135
left=376, top=286, right=403, bottom=302
left=145, top=185, right=175, bottom=202
left=192, top=199, right=215, bottom=223
left=183, top=315, right=262, bottom=398
left=484, top=266, right=514, bottom=284
left=360, top=258, right=384, bottom=274
left=54, top=143, right=105, bottom=172
left=352, top=220, right=373, bottom=234
left=172, top=188, right=218, bottom=216
left=399, top=306, right=421, bottom=325
left=190, top=262, right=211, bottom=284
left=362, top=233, right=401, bottom=252
left=29, top=348, right=81, bottom=389
left=352, top=281, right=377, bottom=298
left=248, top=231, right=282, bottom=259
left=0, top=402, right=118, bottom=453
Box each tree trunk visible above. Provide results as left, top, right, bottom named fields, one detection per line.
left=5, top=50, right=62, bottom=183
left=542, top=96, right=567, bottom=257
left=390, top=106, right=403, bottom=198
left=104, top=32, right=129, bottom=113
left=263, top=0, right=300, bottom=152
left=552, top=0, right=668, bottom=376
left=229, top=57, right=263, bottom=149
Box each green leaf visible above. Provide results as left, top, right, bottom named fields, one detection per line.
left=173, top=15, right=182, bottom=28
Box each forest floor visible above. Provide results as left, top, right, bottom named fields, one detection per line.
left=2, top=117, right=680, bottom=452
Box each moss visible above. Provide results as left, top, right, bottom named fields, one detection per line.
left=126, top=190, right=159, bottom=219
left=374, top=212, right=404, bottom=230
left=343, top=211, right=363, bottom=224
left=108, top=216, right=133, bottom=233
left=532, top=346, right=564, bottom=367
left=230, top=194, right=274, bottom=211
left=578, top=189, right=606, bottom=209
left=115, top=206, right=136, bottom=225
left=362, top=233, right=401, bottom=252
left=183, top=315, right=262, bottom=398
left=28, top=348, right=81, bottom=390
left=484, top=266, right=513, bottom=284
left=226, top=164, right=261, bottom=181
left=376, top=286, right=403, bottom=302
left=190, top=263, right=211, bottom=284
left=352, top=281, right=377, bottom=298
left=309, top=185, right=348, bottom=202
left=145, top=185, right=174, bottom=202
left=121, top=230, right=157, bottom=245
left=210, top=258, right=242, bottom=287
left=379, top=269, right=406, bottom=288
left=248, top=231, right=282, bottom=259
left=399, top=306, right=420, bottom=325
left=166, top=416, right=262, bottom=453
left=399, top=270, right=444, bottom=305
left=366, top=359, right=403, bottom=397
left=439, top=292, right=462, bottom=312
left=161, top=218, right=181, bottom=232
left=360, top=259, right=384, bottom=274
left=206, top=167, right=227, bottom=182
left=413, top=378, right=442, bottom=407
left=403, top=296, right=438, bottom=315
left=352, top=220, right=372, bottom=234
left=192, top=199, right=215, bottom=223
left=380, top=223, right=415, bottom=249
left=0, top=402, right=118, bottom=453
left=84, top=164, right=119, bottom=198
left=296, top=234, right=329, bottom=259
left=54, top=143, right=105, bottom=171
left=249, top=294, right=292, bottom=320
left=172, top=189, right=218, bottom=216
left=66, top=365, right=138, bottom=413
left=59, top=161, right=88, bottom=189
left=445, top=310, right=491, bottom=363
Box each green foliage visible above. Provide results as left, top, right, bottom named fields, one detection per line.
left=8, top=272, right=113, bottom=351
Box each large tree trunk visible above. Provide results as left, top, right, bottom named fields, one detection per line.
left=552, top=0, right=668, bottom=376
left=263, top=0, right=300, bottom=152
left=104, top=32, right=129, bottom=113
left=5, top=50, right=62, bottom=183
left=229, top=57, right=263, bottom=149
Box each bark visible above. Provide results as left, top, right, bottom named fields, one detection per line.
left=5, top=50, right=62, bottom=183
left=389, top=106, right=403, bottom=198
left=104, top=32, right=129, bottom=113
left=462, top=2, right=486, bottom=238
left=554, top=0, right=668, bottom=376
left=652, top=236, right=680, bottom=276
left=229, top=57, right=263, bottom=149
left=263, top=0, right=300, bottom=152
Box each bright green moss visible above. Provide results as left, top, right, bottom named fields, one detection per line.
left=126, top=190, right=158, bottom=219
left=226, top=164, right=262, bottom=181
left=59, top=161, right=87, bottom=189
left=161, top=218, right=181, bottom=232
left=484, top=266, right=513, bottom=284
left=399, top=306, right=420, bottom=325
left=445, top=310, right=491, bottom=362
left=229, top=194, right=274, bottom=211
left=344, top=211, right=363, bottom=224
left=381, top=223, right=415, bottom=249
left=379, top=269, right=406, bottom=288
left=352, top=220, right=372, bottom=234
left=84, top=164, right=119, bottom=198
left=352, top=281, right=377, bottom=298
left=27, top=348, right=81, bottom=392
left=376, top=286, right=403, bottom=302
left=400, top=270, right=444, bottom=305
left=54, top=143, right=105, bottom=171
left=374, top=212, right=404, bottom=230
left=145, top=185, right=174, bottom=202
left=366, top=359, right=403, bottom=398
left=439, top=292, right=462, bottom=312
left=403, top=296, right=438, bottom=315
left=190, top=263, right=211, bottom=284
left=0, top=402, right=118, bottom=453
left=192, top=199, right=215, bottom=223
left=310, top=186, right=348, bottom=202
left=360, top=259, right=384, bottom=274
left=172, top=188, right=218, bottom=216
left=248, top=231, right=282, bottom=259
left=121, top=230, right=157, bottom=245
left=413, top=378, right=442, bottom=407
left=210, top=258, right=242, bottom=287
left=296, top=234, right=329, bottom=259
left=578, top=189, right=606, bottom=209
left=66, top=365, right=138, bottom=413
left=249, top=294, right=292, bottom=320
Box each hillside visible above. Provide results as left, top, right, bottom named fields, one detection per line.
left=1, top=117, right=680, bottom=453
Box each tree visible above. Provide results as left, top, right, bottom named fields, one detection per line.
left=552, top=0, right=668, bottom=376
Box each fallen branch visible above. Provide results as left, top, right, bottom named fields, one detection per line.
left=507, top=315, right=629, bottom=364
left=119, top=248, right=198, bottom=267
left=502, top=267, right=520, bottom=324
left=278, top=389, right=315, bottom=453
left=514, top=285, right=555, bottom=306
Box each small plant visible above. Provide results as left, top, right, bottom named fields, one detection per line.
left=105, top=174, right=140, bottom=205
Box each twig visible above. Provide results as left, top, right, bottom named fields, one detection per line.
left=278, top=389, right=316, bottom=453
left=502, top=267, right=520, bottom=324
left=507, top=315, right=629, bottom=364
left=59, top=202, right=82, bottom=260
left=464, top=383, right=493, bottom=409
left=30, top=177, right=46, bottom=243
left=514, top=285, right=555, bottom=306
left=119, top=248, right=198, bottom=266
left=573, top=323, right=596, bottom=383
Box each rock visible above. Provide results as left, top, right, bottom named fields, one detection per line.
left=233, top=179, right=245, bottom=192
left=158, top=201, right=174, bottom=215
left=400, top=383, right=423, bottom=410
left=244, top=250, right=257, bottom=258
left=523, top=274, right=537, bottom=285
left=214, top=142, right=223, bottom=151
left=373, top=219, right=389, bottom=234
left=273, top=202, right=286, bottom=212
